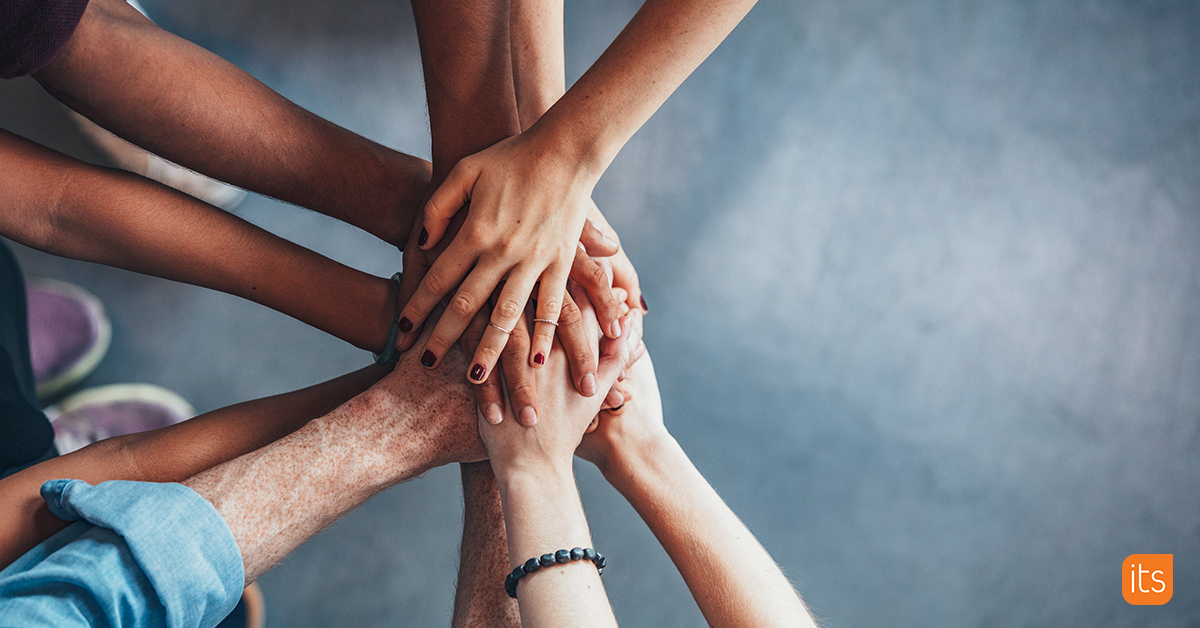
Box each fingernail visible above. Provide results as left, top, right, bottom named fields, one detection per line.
left=520, top=406, right=538, bottom=426
left=399, top=317, right=413, bottom=333
left=421, top=350, right=436, bottom=367
left=486, top=403, right=503, bottom=425
left=470, top=364, right=486, bottom=382
left=640, top=295, right=648, bottom=312
left=418, top=228, right=428, bottom=247
left=619, top=369, right=626, bottom=382
left=534, top=352, right=545, bottom=365
left=609, top=319, right=622, bottom=338
left=581, top=373, right=597, bottom=396
left=602, top=235, right=619, bottom=250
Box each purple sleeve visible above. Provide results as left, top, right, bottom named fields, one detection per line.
left=1, top=0, right=90, bottom=79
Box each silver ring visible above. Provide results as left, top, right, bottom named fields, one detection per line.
left=488, top=323, right=512, bottom=335
left=533, top=318, right=559, bottom=327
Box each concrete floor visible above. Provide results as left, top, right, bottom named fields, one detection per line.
left=2, top=0, right=1199, bottom=625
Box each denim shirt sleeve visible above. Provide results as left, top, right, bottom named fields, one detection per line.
left=0, top=479, right=244, bottom=628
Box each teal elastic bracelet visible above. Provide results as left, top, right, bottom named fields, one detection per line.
left=373, top=272, right=403, bottom=365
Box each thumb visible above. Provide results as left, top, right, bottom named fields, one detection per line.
left=421, top=161, right=478, bottom=250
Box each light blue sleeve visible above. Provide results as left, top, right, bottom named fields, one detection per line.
left=0, top=479, right=244, bottom=628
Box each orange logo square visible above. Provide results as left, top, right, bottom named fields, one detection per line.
left=1123, top=554, right=1172, bottom=605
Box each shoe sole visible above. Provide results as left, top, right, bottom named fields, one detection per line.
left=32, top=280, right=112, bottom=402
left=46, top=383, right=196, bottom=453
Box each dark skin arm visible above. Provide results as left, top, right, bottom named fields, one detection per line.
left=33, top=0, right=431, bottom=248
left=0, top=129, right=398, bottom=353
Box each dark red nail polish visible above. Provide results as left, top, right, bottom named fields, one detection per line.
left=639, top=295, right=648, bottom=312
left=421, top=350, right=436, bottom=367
left=418, top=228, right=428, bottom=247
left=399, top=317, right=413, bottom=333
left=534, top=352, right=545, bottom=365
left=470, top=364, right=486, bottom=381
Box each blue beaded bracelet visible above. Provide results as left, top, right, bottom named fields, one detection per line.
left=372, top=272, right=403, bottom=365
left=504, top=547, right=606, bottom=598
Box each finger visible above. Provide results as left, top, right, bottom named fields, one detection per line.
left=417, top=260, right=507, bottom=369
left=529, top=261, right=570, bottom=368
left=570, top=245, right=622, bottom=339
left=395, top=242, right=433, bottom=352
left=461, top=307, right=505, bottom=424
left=612, top=287, right=630, bottom=316
left=556, top=288, right=597, bottom=396
left=398, top=241, right=481, bottom=360
left=467, top=268, right=539, bottom=384
left=499, top=311, right=539, bottom=426
left=578, top=218, right=619, bottom=257
left=611, top=249, right=646, bottom=313
left=420, top=160, right=478, bottom=250
left=595, top=310, right=643, bottom=392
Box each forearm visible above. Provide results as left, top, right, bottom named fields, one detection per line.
left=510, top=0, right=565, bottom=131
left=603, top=436, right=814, bottom=628
left=34, top=0, right=429, bottom=246
left=531, top=0, right=758, bottom=177
left=0, top=365, right=388, bottom=569
left=452, top=462, right=521, bottom=628
left=496, top=464, right=617, bottom=628
left=0, top=130, right=397, bottom=353
left=183, top=377, right=455, bottom=584
left=410, top=0, right=522, bottom=181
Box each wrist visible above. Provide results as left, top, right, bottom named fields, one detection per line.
left=598, top=429, right=679, bottom=493
left=494, top=457, right=577, bottom=497
left=524, top=111, right=608, bottom=187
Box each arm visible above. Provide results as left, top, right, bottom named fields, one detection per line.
left=578, top=352, right=815, bottom=628
left=0, top=363, right=390, bottom=568
left=477, top=291, right=643, bottom=627
left=33, top=0, right=430, bottom=247
left=183, top=318, right=483, bottom=583
left=0, top=129, right=399, bottom=354
left=400, top=0, right=752, bottom=378
left=451, top=462, right=522, bottom=628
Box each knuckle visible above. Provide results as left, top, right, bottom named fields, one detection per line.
left=475, top=343, right=503, bottom=367
left=558, top=302, right=583, bottom=327
left=450, top=293, right=477, bottom=318
left=494, top=298, right=523, bottom=321
left=510, top=381, right=536, bottom=404
left=421, top=271, right=449, bottom=299
left=537, top=297, right=562, bottom=317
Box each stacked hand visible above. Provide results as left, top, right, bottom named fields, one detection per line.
left=393, top=130, right=645, bottom=400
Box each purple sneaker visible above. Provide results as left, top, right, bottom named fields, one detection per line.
left=27, top=280, right=112, bottom=400
left=46, top=384, right=195, bottom=454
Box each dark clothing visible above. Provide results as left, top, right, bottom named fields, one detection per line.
left=0, top=239, right=55, bottom=477
left=1, top=0, right=90, bottom=79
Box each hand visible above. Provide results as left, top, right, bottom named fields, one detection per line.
left=364, top=307, right=486, bottom=472
left=585, top=201, right=647, bottom=314
left=397, top=130, right=623, bottom=391
left=478, top=300, right=644, bottom=477
left=577, top=345, right=662, bottom=479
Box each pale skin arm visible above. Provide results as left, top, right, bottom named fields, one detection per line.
left=0, top=364, right=390, bottom=569
left=0, top=129, right=399, bottom=354
left=577, top=352, right=816, bottom=628
left=401, top=0, right=754, bottom=382
left=509, top=0, right=647, bottom=335
left=33, top=0, right=431, bottom=248
left=479, top=289, right=643, bottom=627
left=184, top=322, right=483, bottom=584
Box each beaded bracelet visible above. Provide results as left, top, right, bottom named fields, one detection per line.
left=372, top=272, right=403, bottom=365
left=505, top=547, right=606, bottom=599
